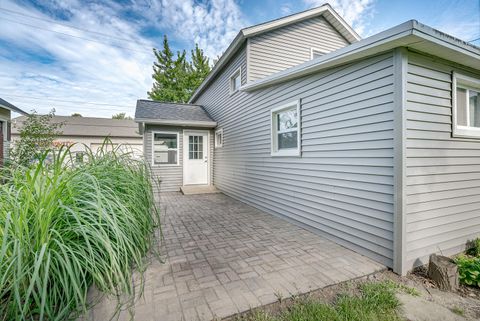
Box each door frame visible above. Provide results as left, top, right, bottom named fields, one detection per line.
left=182, top=129, right=211, bottom=186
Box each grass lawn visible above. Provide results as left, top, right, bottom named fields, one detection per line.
left=235, top=281, right=416, bottom=321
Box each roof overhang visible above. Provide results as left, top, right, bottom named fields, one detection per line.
left=242, top=20, right=480, bottom=91
left=188, top=4, right=359, bottom=103
left=135, top=118, right=217, bottom=128
left=0, top=99, right=28, bottom=115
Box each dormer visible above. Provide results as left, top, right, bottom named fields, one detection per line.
left=189, top=4, right=359, bottom=102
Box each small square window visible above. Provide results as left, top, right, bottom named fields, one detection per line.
left=271, top=101, right=301, bottom=156
left=453, top=73, right=480, bottom=138
left=215, top=128, right=223, bottom=148
left=230, top=68, right=242, bottom=93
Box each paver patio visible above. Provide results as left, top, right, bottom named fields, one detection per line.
left=86, top=192, right=385, bottom=321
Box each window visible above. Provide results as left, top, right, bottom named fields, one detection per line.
left=188, top=135, right=203, bottom=159
left=311, top=48, right=327, bottom=60
left=271, top=101, right=301, bottom=156
left=215, top=128, right=223, bottom=148
left=230, top=68, right=242, bottom=93
left=453, top=73, right=480, bottom=138
left=152, top=132, right=178, bottom=165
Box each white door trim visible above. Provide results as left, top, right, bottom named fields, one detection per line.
left=182, top=129, right=210, bottom=186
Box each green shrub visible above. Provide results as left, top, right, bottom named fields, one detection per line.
left=0, top=143, right=160, bottom=320
left=456, top=255, right=480, bottom=287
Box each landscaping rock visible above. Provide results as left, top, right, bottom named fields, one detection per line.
left=428, top=254, right=459, bottom=291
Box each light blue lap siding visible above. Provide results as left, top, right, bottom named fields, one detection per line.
left=193, top=47, right=396, bottom=267
left=404, top=51, right=480, bottom=269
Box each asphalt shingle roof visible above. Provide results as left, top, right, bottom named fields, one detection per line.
left=12, top=116, right=141, bottom=138
left=135, top=100, right=214, bottom=123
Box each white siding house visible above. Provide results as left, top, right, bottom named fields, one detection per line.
left=136, top=5, right=480, bottom=275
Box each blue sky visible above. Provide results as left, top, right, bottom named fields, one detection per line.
left=0, top=0, right=479, bottom=117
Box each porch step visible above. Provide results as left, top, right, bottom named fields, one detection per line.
left=180, top=185, right=220, bottom=195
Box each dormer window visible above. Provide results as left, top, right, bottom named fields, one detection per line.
left=310, top=48, right=327, bottom=59
left=230, top=68, right=242, bottom=94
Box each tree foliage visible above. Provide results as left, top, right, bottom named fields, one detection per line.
left=71, top=113, right=82, bottom=117
left=10, top=110, right=63, bottom=165
left=148, top=35, right=211, bottom=103
left=112, top=113, right=132, bottom=120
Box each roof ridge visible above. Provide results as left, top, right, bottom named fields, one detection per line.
left=137, top=99, right=203, bottom=107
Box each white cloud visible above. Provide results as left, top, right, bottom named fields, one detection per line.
left=0, top=0, right=247, bottom=117
left=280, top=3, right=293, bottom=15
left=304, top=0, right=375, bottom=35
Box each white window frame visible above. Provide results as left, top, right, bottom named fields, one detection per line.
left=215, top=128, right=223, bottom=148
left=229, top=67, right=242, bottom=94
left=271, top=100, right=301, bottom=157
left=452, top=72, right=480, bottom=138
left=310, top=48, right=328, bottom=60
left=151, top=131, right=180, bottom=166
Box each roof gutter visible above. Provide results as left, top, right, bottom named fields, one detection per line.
left=134, top=118, right=217, bottom=128
left=241, top=20, right=480, bottom=92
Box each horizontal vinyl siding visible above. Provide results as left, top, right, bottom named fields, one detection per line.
left=145, top=125, right=184, bottom=192
left=405, top=51, right=480, bottom=269
left=248, top=16, right=349, bottom=81
left=195, top=48, right=396, bottom=268
left=145, top=125, right=215, bottom=193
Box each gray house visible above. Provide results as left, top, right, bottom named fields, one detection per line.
left=135, top=4, right=480, bottom=275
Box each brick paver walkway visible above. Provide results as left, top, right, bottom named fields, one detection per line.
left=86, top=193, right=384, bottom=321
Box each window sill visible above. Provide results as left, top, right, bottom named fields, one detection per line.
left=152, top=163, right=180, bottom=167
left=453, top=126, right=480, bottom=139
left=271, top=149, right=301, bottom=157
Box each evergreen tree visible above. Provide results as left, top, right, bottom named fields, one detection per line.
left=148, top=36, right=211, bottom=103
left=189, top=44, right=211, bottom=94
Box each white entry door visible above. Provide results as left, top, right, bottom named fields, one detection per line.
left=183, top=130, right=209, bottom=185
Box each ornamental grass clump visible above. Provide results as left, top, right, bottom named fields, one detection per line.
left=0, top=143, right=160, bottom=321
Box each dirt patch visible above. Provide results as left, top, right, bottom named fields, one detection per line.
left=368, top=270, right=479, bottom=321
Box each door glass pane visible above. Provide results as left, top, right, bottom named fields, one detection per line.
left=469, top=89, right=480, bottom=127
left=457, top=88, right=468, bottom=126
left=189, top=135, right=204, bottom=159
left=278, top=132, right=297, bottom=149
left=277, top=109, right=298, bottom=131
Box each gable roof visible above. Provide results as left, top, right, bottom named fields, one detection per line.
left=0, top=98, right=28, bottom=115
left=242, top=20, right=480, bottom=91
left=135, top=100, right=217, bottom=127
left=12, top=116, right=141, bottom=138
left=188, top=4, right=359, bottom=103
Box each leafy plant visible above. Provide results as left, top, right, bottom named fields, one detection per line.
left=456, top=255, right=480, bottom=287
left=0, top=142, right=160, bottom=320
left=10, top=110, right=64, bottom=166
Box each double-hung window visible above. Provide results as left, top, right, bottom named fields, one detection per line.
left=152, top=132, right=179, bottom=165
left=271, top=101, right=301, bottom=156
left=453, top=73, right=480, bottom=138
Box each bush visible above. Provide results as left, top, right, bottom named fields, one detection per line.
left=0, top=143, right=160, bottom=320
left=456, top=256, right=480, bottom=287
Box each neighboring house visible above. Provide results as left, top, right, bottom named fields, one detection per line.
left=0, top=98, right=28, bottom=165
left=12, top=116, right=143, bottom=157
left=135, top=4, right=480, bottom=275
